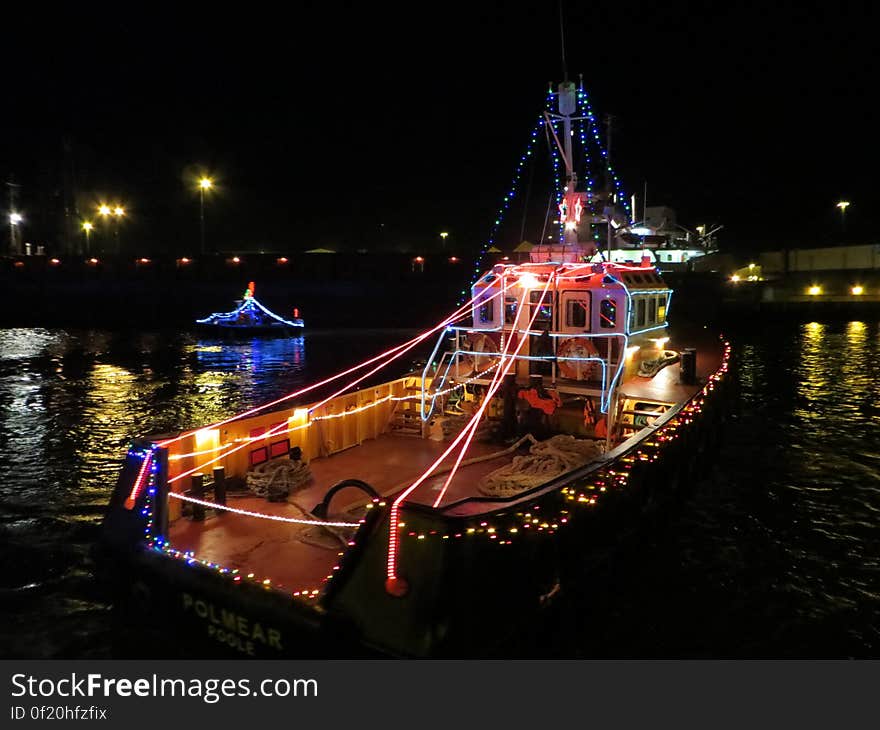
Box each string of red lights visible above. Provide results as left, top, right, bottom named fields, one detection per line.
left=385, top=273, right=556, bottom=594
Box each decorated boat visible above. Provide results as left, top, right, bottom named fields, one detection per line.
left=195, top=282, right=304, bottom=335
left=99, top=79, right=733, bottom=658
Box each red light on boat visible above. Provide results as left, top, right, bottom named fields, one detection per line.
left=124, top=452, right=153, bottom=510
left=414, top=256, right=424, bottom=263
left=448, top=256, right=459, bottom=263
left=13, top=261, right=24, bottom=268
left=138, top=257, right=150, bottom=264
left=385, top=576, right=409, bottom=597
left=88, top=258, right=99, bottom=265
left=277, top=257, right=288, bottom=264
left=231, top=256, right=241, bottom=264
left=50, top=258, right=60, bottom=265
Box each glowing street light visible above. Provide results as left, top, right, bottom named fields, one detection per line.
left=98, top=203, right=125, bottom=253
left=9, top=212, right=23, bottom=256
left=836, top=200, right=850, bottom=231
left=82, top=221, right=94, bottom=253
left=439, top=231, right=449, bottom=250
left=198, top=177, right=213, bottom=255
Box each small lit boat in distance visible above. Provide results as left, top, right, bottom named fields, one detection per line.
left=195, top=282, right=304, bottom=336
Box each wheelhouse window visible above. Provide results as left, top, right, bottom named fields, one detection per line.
left=658, top=297, right=667, bottom=320
left=504, top=296, right=518, bottom=324
left=599, top=298, right=617, bottom=329
left=478, top=298, right=495, bottom=323
left=565, top=298, right=588, bottom=328
left=636, top=298, right=646, bottom=327
left=529, top=290, right=553, bottom=331
left=648, top=297, right=658, bottom=324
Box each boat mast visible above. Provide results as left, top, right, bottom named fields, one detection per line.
left=535, top=81, right=594, bottom=263
left=559, top=81, right=578, bottom=250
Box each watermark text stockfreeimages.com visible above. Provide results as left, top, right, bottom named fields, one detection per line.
left=10, top=672, right=317, bottom=705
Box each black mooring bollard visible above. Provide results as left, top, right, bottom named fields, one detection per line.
left=212, top=466, right=226, bottom=508
left=191, top=473, right=205, bottom=521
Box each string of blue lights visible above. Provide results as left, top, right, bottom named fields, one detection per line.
left=458, top=91, right=555, bottom=305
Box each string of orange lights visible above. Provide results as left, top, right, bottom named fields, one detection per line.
left=166, top=282, right=518, bottom=485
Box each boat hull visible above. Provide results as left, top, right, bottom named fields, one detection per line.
left=97, top=359, right=735, bottom=658
left=195, top=323, right=305, bottom=338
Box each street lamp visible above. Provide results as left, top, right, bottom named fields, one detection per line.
left=82, top=221, right=93, bottom=253
left=9, top=212, right=22, bottom=256
left=198, top=177, right=213, bottom=254
left=97, top=204, right=111, bottom=253
left=836, top=200, right=850, bottom=231
left=113, top=206, right=125, bottom=254
left=439, top=231, right=449, bottom=250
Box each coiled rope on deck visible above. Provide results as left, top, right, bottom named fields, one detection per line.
left=246, top=459, right=313, bottom=501
left=477, top=434, right=604, bottom=497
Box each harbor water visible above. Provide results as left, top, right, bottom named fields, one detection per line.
left=0, top=319, right=878, bottom=658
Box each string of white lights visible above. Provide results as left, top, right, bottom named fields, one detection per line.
left=168, top=492, right=361, bottom=528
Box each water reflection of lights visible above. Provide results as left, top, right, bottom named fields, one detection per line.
left=846, top=321, right=867, bottom=340
left=0, top=328, right=55, bottom=361
left=176, top=337, right=309, bottom=426
left=193, top=337, right=306, bottom=373
left=797, top=321, right=877, bottom=429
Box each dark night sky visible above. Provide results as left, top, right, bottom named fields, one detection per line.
left=2, top=1, right=877, bottom=256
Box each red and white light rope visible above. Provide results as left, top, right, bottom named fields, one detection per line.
left=158, top=284, right=511, bottom=449
left=166, top=284, right=516, bottom=485
left=385, top=273, right=555, bottom=594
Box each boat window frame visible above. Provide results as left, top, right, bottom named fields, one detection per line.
left=478, top=297, right=495, bottom=324
left=599, top=296, right=617, bottom=329
left=529, top=289, right=554, bottom=332
left=504, top=296, right=518, bottom=325
left=560, top=290, right=591, bottom=332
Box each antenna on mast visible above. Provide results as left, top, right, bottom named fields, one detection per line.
left=559, top=0, right=568, bottom=81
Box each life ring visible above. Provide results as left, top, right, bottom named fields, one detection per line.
left=557, top=337, right=599, bottom=380
left=453, top=332, right=501, bottom=377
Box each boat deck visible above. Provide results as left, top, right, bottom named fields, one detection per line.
left=166, top=331, right=724, bottom=593
left=167, top=436, right=520, bottom=592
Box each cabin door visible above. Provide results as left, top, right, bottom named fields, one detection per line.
left=528, top=290, right=555, bottom=375
left=553, top=290, right=594, bottom=381
left=558, top=291, right=591, bottom=335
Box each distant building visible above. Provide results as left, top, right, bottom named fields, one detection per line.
left=759, top=243, right=880, bottom=274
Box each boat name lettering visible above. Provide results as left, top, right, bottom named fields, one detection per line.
left=182, top=593, right=283, bottom=653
